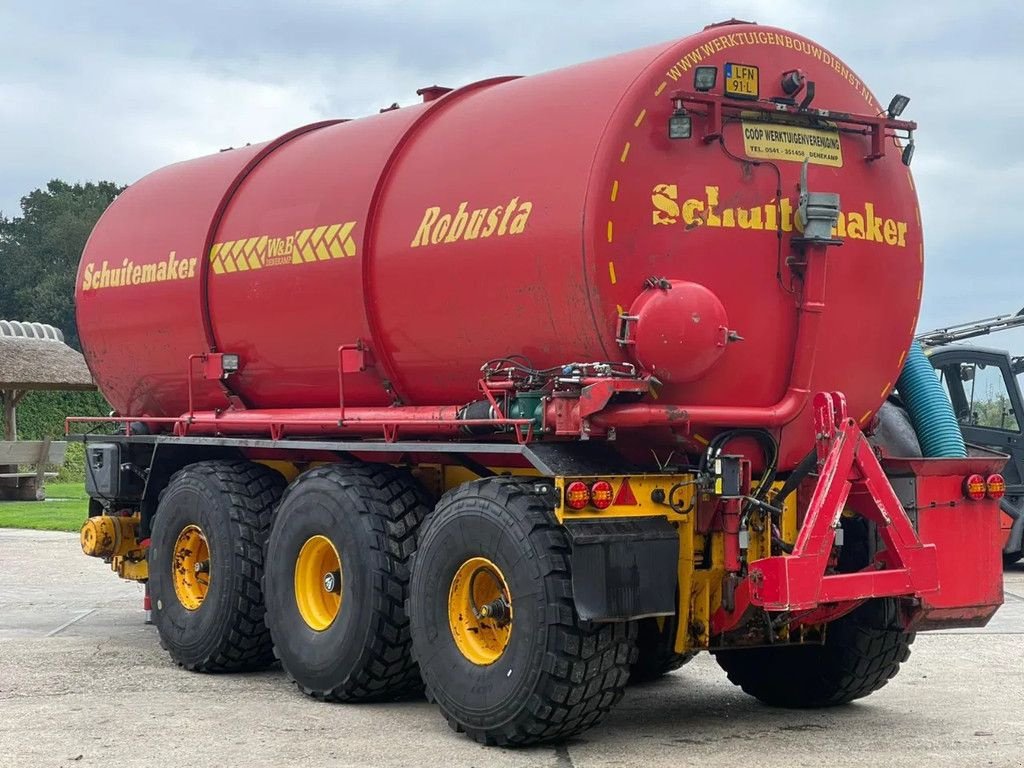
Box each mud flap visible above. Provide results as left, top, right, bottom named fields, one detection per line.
left=564, top=517, right=678, bottom=621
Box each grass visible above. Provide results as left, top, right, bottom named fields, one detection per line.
left=0, top=482, right=89, bottom=532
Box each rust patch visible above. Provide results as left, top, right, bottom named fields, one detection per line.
left=665, top=406, right=689, bottom=423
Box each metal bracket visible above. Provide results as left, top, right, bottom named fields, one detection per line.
left=615, top=313, right=639, bottom=347
left=795, top=159, right=842, bottom=243
left=746, top=391, right=939, bottom=612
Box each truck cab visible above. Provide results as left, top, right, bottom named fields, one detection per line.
left=929, top=345, right=1024, bottom=563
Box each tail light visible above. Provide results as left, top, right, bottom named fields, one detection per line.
left=565, top=481, right=590, bottom=510
left=964, top=474, right=986, bottom=501
left=986, top=474, right=1006, bottom=500
left=590, top=481, right=614, bottom=510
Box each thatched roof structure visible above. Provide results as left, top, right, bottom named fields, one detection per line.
left=0, top=321, right=94, bottom=391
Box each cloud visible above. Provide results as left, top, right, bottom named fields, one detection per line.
left=1, top=0, right=1021, bottom=333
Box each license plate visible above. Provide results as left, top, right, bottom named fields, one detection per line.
left=724, top=63, right=759, bottom=100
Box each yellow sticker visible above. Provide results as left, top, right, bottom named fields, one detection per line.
left=724, top=63, right=758, bottom=99
left=210, top=221, right=358, bottom=275
left=741, top=122, right=843, bottom=167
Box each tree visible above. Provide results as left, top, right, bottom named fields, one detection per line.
left=0, top=180, right=123, bottom=350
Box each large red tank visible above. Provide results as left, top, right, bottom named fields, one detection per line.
left=77, top=20, right=922, bottom=470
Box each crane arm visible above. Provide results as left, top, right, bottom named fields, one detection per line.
left=916, top=307, right=1024, bottom=347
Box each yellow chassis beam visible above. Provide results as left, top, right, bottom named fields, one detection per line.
left=553, top=474, right=795, bottom=654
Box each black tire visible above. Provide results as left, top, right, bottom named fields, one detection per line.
left=264, top=463, right=429, bottom=702
left=149, top=460, right=285, bottom=672
left=630, top=615, right=695, bottom=683
left=713, top=598, right=914, bottom=707
left=408, top=477, right=635, bottom=746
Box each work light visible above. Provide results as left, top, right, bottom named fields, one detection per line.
left=668, top=99, right=692, bottom=140
left=887, top=93, right=910, bottom=117
left=693, top=66, right=717, bottom=92
left=902, top=138, right=915, bottom=167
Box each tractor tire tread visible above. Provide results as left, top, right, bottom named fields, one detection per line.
left=273, top=463, right=428, bottom=702
left=156, top=459, right=284, bottom=673
left=714, top=600, right=914, bottom=707
left=629, top=615, right=694, bottom=684
left=414, top=477, right=635, bottom=746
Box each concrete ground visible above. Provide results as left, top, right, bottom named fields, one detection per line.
left=1, top=529, right=1022, bottom=768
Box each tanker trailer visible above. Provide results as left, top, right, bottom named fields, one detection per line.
left=72, top=19, right=1007, bottom=746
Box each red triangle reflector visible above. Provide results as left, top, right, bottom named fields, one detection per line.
left=613, top=477, right=638, bottom=506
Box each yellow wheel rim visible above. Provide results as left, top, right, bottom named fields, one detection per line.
left=294, top=535, right=343, bottom=631
left=448, top=557, right=512, bottom=666
left=172, top=524, right=211, bottom=611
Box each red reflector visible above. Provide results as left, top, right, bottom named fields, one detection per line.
left=565, top=480, right=590, bottom=510
left=986, top=474, right=1006, bottom=500
left=613, top=477, right=638, bottom=506
left=590, top=480, right=613, bottom=510
left=964, top=473, right=986, bottom=501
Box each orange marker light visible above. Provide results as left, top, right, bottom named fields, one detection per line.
left=590, top=481, right=614, bottom=510
left=986, top=474, right=1006, bottom=500
left=964, top=474, right=986, bottom=501
left=565, top=481, right=590, bottom=510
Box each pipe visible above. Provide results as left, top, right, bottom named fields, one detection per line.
left=594, top=242, right=829, bottom=430
left=181, top=406, right=459, bottom=436
left=589, top=392, right=807, bottom=429
left=895, top=340, right=967, bottom=458
left=175, top=405, right=535, bottom=438
left=187, top=242, right=832, bottom=439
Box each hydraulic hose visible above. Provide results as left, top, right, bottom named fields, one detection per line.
left=895, top=341, right=967, bottom=458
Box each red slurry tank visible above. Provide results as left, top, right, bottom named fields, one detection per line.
left=74, top=21, right=1008, bottom=748
left=77, top=20, right=921, bottom=470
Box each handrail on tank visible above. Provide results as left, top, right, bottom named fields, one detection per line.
left=65, top=415, right=184, bottom=436
left=65, top=344, right=539, bottom=443
left=672, top=89, right=917, bottom=162
left=65, top=412, right=538, bottom=442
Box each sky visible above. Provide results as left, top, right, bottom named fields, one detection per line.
left=1, top=0, right=1022, bottom=345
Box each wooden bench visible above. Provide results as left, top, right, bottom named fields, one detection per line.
left=0, top=440, right=68, bottom=501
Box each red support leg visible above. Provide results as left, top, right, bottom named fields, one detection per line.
left=747, top=392, right=939, bottom=612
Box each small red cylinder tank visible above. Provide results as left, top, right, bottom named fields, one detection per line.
left=76, top=21, right=922, bottom=470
